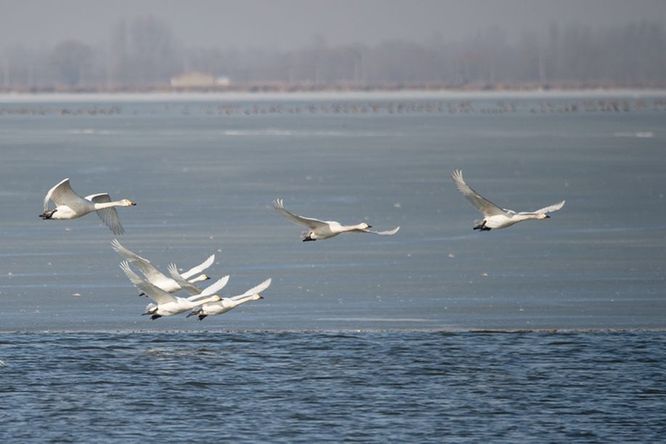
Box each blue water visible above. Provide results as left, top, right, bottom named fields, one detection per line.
left=1, top=331, right=665, bottom=443
left=1, top=92, right=665, bottom=441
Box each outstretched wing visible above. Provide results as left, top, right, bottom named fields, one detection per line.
left=450, top=169, right=508, bottom=217
left=86, top=193, right=124, bottom=235
left=360, top=226, right=401, bottom=236
left=230, top=278, right=272, bottom=301
left=273, top=198, right=329, bottom=230
left=111, top=240, right=169, bottom=285
left=119, top=261, right=176, bottom=305
left=530, top=200, right=566, bottom=215
left=180, top=254, right=215, bottom=280
left=189, top=275, right=230, bottom=301
left=166, top=263, right=204, bottom=296
left=43, top=178, right=87, bottom=211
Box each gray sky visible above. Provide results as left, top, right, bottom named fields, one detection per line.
left=2, top=0, right=665, bottom=50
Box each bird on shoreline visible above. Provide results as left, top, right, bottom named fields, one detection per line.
left=273, top=198, right=400, bottom=241
left=450, top=169, right=565, bottom=231
left=40, top=178, right=136, bottom=234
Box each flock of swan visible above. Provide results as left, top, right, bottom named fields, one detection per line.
left=40, top=169, right=564, bottom=322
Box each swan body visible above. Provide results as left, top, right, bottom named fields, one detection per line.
left=273, top=198, right=400, bottom=241
left=112, top=239, right=213, bottom=295
left=40, top=178, right=136, bottom=234
left=120, top=261, right=223, bottom=319
left=450, top=169, right=565, bottom=231
left=188, top=278, right=271, bottom=320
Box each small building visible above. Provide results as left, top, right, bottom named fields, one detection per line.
left=170, top=72, right=230, bottom=88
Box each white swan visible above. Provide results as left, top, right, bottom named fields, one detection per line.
left=450, top=169, right=565, bottom=231
left=119, top=261, right=224, bottom=320
left=141, top=271, right=230, bottom=319
left=273, top=198, right=400, bottom=241
left=111, top=239, right=213, bottom=295
left=40, top=178, right=136, bottom=235
left=188, top=278, right=272, bottom=320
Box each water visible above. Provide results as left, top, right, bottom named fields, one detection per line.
left=1, top=91, right=665, bottom=441
left=0, top=331, right=664, bottom=442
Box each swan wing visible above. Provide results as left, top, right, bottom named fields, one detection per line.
left=355, top=226, right=401, bottom=236
left=532, top=200, right=566, bottom=215
left=111, top=240, right=169, bottom=285
left=44, top=178, right=88, bottom=211
left=167, top=263, right=203, bottom=295
left=180, top=254, right=215, bottom=280
left=273, top=198, right=328, bottom=229
left=119, top=261, right=176, bottom=305
left=230, top=278, right=272, bottom=301
left=86, top=193, right=124, bottom=235
left=111, top=239, right=151, bottom=263
left=450, top=169, right=507, bottom=217
left=188, top=275, right=230, bottom=301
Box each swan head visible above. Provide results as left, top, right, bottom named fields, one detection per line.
left=190, top=274, right=210, bottom=283
left=538, top=213, right=550, bottom=220
left=120, top=199, right=137, bottom=207
left=248, top=293, right=264, bottom=301
left=359, top=223, right=371, bottom=229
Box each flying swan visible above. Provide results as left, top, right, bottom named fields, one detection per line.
left=273, top=198, right=400, bottom=241
left=111, top=239, right=213, bottom=295
left=40, top=178, right=136, bottom=235
left=120, top=261, right=225, bottom=320
left=450, top=169, right=565, bottom=231
left=188, top=278, right=272, bottom=320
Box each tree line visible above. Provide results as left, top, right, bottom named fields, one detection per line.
left=1, top=17, right=664, bottom=91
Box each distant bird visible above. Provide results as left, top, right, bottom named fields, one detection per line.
left=111, top=239, right=213, bottom=295
left=40, top=178, right=136, bottom=235
left=273, top=198, right=400, bottom=241
left=450, top=169, right=565, bottom=231
left=119, top=261, right=223, bottom=320
left=188, top=278, right=271, bottom=320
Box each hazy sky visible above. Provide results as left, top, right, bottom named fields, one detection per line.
left=2, top=0, right=665, bottom=50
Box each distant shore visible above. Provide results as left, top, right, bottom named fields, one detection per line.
left=2, top=87, right=666, bottom=103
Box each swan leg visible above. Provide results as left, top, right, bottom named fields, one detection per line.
left=39, top=209, right=57, bottom=219
left=151, top=314, right=162, bottom=320
left=473, top=221, right=491, bottom=231
left=302, top=238, right=316, bottom=242
left=198, top=314, right=207, bottom=321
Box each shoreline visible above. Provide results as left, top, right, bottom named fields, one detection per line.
left=2, top=88, right=666, bottom=103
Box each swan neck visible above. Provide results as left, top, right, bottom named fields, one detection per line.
left=199, top=295, right=221, bottom=304
left=234, top=294, right=256, bottom=304
left=93, top=201, right=124, bottom=210
left=510, top=213, right=537, bottom=222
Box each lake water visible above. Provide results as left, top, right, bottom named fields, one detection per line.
left=0, top=91, right=665, bottom=441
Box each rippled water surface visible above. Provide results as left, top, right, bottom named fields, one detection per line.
left=1, top=331, right=665, bottom=443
